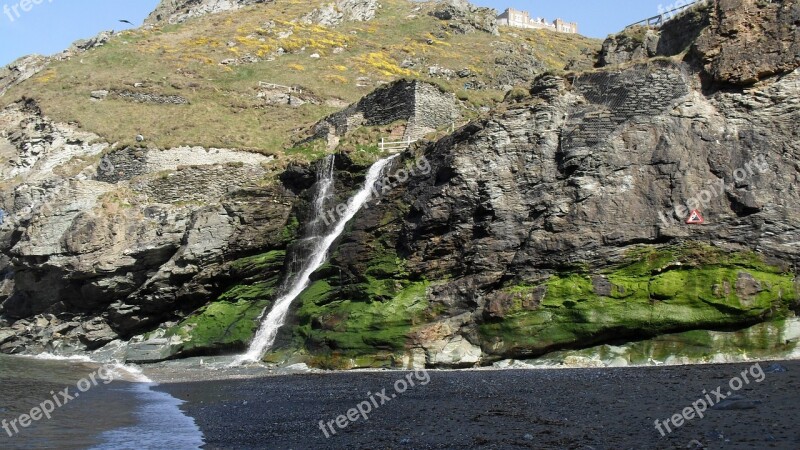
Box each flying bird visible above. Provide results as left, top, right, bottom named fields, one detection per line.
left=119, top=19, right=133, bottom=25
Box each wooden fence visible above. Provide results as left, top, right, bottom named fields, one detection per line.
left=378, top=137, right=413, bottom=152
left=258, top=82, right=302, bottom=93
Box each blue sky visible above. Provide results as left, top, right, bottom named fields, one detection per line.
left=0, top=0, right=671, bottom=66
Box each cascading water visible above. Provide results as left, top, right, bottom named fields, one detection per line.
left=284, top=154, right=336, bottom=278
left=233, top=154, right=398, bottom=364
left=309, top=154, right=336, bottom=236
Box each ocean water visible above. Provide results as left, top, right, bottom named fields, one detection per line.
left=0, top=354, right=204, bottom=449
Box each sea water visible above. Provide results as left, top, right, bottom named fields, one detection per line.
left=0, top=354, right=203, bottom=449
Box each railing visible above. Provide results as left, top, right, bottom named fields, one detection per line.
left=258, top=82, right=302, bottom=93
left=378, top=137, right=412, bottom=152
left=625, top=0, right=705, bottom=29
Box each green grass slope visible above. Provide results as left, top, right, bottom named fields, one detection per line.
left=1, top=0, right=599, bottom=161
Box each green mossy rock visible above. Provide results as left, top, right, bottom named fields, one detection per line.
left=165, top=298, right=270, bottom=355
left=163, top=250, right=286, bottom=355
left=269, top=238, right=428, bottom=368
left=293, top=280, right=429, bottom=365
left=531, top=318, right=800, bottom=367
left=481, top=244, right=797, bottom=358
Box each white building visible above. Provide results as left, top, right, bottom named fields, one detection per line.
left=497, top=8, right=579, bottom=34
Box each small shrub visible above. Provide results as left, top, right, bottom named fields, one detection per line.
left=504, top=87, right=530, bottom=103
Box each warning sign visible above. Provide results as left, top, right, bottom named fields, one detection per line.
left=686, top=210, right=704, bottom=225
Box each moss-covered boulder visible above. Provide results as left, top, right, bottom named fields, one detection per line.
left=267, top=236, right=429, bottom=369
left=527, top=317, right=800, bottom=367
left=294, top=279, right=428, bottom=365
left=163, top=298, right=271, bottom=356
left=161, top=250, right=286, bottom=356
left=480, top=244, right=797, bottom=359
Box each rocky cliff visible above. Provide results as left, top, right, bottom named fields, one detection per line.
left=599, top=0, right=800, bottom=86
left=265, top=56, right=799, bottom=368
left=0, top=0, right=798, bottom=368
left=0, top=99, right=296, bottom=354
left=263, top=0, right=800, bottom=368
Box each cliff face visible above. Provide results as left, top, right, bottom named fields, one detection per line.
left=1, top=0, right=798, bottom=367
left=599, top=0, right=800, bottom=86
left=694, top=0, right=800, bottom=85
left=0, top=99, right=297, bottom=354
left=274, top=60, right=799, bottom=368
left=265, top=0, right=800, bottom=368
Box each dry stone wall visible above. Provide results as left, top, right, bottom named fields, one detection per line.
left=308, top=79, right=459, bottom=145
left=563, top=62, right=690, bottom=150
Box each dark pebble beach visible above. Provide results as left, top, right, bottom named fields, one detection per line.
left=156, top=360, right=800, bottom=449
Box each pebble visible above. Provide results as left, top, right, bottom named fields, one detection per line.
left=764, top=363, right=788, bottom=373
left=711, top=395, right=762, bottom=410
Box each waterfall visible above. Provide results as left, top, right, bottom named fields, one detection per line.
left=309, top=154, right=335, bottom=235
left=233, top=154, right=398, bottom=364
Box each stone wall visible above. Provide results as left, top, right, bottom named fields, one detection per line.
left=408, top=82, right=460, bottom=140
left=563, top=61, right=690, bottom=150
left=307, top=79, right=459, bottom=145
left=137, top=164, right=266, bottom=204
left=96, top=147, right=148, bottom=183
left=115, top=91, right=189, bottom=105
left=96, top=146, right=272, bottom=184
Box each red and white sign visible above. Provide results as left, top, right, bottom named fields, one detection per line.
left=686, top=209, right=704, bottom=225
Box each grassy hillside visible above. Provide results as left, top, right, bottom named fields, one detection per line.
left=2, top=0, right=599, bottom=159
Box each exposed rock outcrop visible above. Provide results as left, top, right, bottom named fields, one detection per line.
left=431, top=0, right=498, bottom=35
left=0, top=31, right=112, bottom=97
left=302, top=0, right=380, bottom=26
left=597, top=3, right=711, bottom=68
left=598, top=0, right=800, bottom=87
left=694, top=0, right=800, bottom=85
left=145, top=0, right=271, bottom=24
left=0, top=99, right=295, bottom=354
left=597, top=27, right=662, bottom=67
